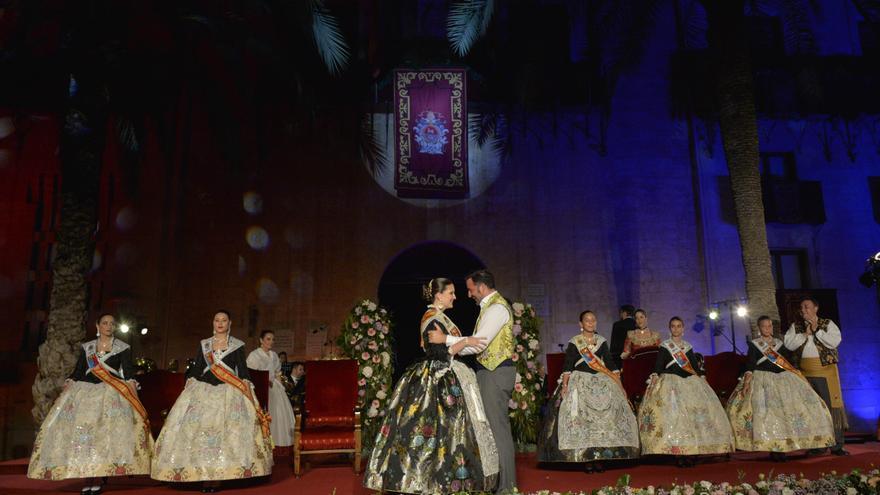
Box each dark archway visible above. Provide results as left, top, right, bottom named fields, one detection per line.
left=378, top=241, right=485, bottom=380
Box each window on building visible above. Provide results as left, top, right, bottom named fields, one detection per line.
left=869, top=177, right=880, bottom=224
left=759, top=152, right=796, bottom=180
left=859, top=21, right=880, bottom=57
left=770, top=249, right=810, bottom=289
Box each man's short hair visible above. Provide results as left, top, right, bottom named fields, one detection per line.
left=800, top=296, right=820, bottom=307
left=619, top=304, right=635, bottom=316
left=466, top=269, right=495, bottom=289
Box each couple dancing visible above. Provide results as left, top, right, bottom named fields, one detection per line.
left=363, top=270, right=517, bottom=494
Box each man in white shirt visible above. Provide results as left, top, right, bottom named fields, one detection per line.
left=783, top=297, right=848, bottom=455
left=428, top=270, right=517, bottom=493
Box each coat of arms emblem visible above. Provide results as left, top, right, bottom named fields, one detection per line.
left=413, top=111, right=449, bottom=155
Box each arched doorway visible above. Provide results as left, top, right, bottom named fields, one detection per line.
left=378, top=241, right=485, bottom=380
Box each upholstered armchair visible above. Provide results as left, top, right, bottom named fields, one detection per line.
left=138, top=370, right=186, bottom=438
left=293, top=359, right=361, bottom=476
left=621, top=347, right=659, bottom=406
left=703, top=351, right=747, bottom=406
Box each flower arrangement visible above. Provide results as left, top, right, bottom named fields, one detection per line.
left=336, top=299, right=394, bottom=453
left=508, top=301, right=544, bottom=446
left=444, top=468, right=880, bottom=495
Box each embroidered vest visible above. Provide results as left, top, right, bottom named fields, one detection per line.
left=790, top=318, right=838, bottom=367
left=476, top=292, right=515, bottom=371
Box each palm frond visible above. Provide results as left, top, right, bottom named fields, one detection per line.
left=851, top=0, right=880, bottom=22
left=447, top=0, right=494, bottom=57
left=309, top=0, right=350, bottom=74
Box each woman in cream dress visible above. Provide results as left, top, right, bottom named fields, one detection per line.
left=726, top=315, right=834, bottom=460
left=638, top=317, right=733, bottom=466
left=247, top=330, right=296, bottom=447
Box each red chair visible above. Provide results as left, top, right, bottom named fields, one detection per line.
left=247, top=368, right=270, bottom=411
left=621, top=347, right=659, bottom=405
left=703, top=351, right=747, bottom=406
left=545, top=352, right=565, bottom=397
left=138, top=370, right=186, bottom=438
left=293, top=359, right=361, bottom=476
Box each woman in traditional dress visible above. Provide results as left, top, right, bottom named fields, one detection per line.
left=538, top=310, right=639, bottom=472
left=726, top=315, right=834, bottom=461
left=28, top=313, right=153, bottom=495
left=151, top=310, right=272, bottom=493
left=364, top=278, right=498, bottom=494
left=246, top=330, right=296, bottom=448
left=619, top=309, right=661, bottom=361
left=638, top=316, right=733, bottom=466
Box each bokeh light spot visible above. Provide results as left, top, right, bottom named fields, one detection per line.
left=115, top=206, right=137, bottom=231
left=243, top=191, right=263, bottom=215
left=257, top=278, right=280, bottom=304
left=246, top=226, right=270, bottom=250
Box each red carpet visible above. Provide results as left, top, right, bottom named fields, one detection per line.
left=1, top=443, right=878, bottom=494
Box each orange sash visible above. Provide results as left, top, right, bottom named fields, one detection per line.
left=87, top=354, right=150, bottom=434
left=757, top=341, right=808, bottom=382
left=663, top=340, right=698, bottom=375
left=206, top=352, right=272, bottom=442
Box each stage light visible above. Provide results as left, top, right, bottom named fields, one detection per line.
left=873, top=251, right=880, bottom=262
left=140, top=327, right=149, bottom=335
left=708, top=310, right=719, bottom=320
left=119, top=323, right=130, bottom=334
left=735, top=306, right=748, bottom=318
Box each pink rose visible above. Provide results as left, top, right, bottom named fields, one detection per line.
left=520, top=402, right=528, bottom=410
left=361, top=352, right=371, bottom=360
left=511, top=354, right=519, bottom=362
left=372, top=355, right=381, bottom=363
left=508, top=399, right=518, bottom=409
left=352, top=322, right=359, bottom=329
left=358, top=378, right=367, bottom=386
left=358, top=389, right=365, bottom=397
left=371, top=399, right=380, bottom=408
left=367, top=328, right=376, bottom=336
left=514, top=383, right=523, bottom=392
left=361, top=315, right=370, bottom=324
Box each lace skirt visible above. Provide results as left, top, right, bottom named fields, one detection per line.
left=638, top=374, right=734, bottom=455
left=28, top=381, right=153, bottom=480
left=726, top=370, right=835, bottom=452
left=151, top=380, right=273, bottom=481
left=538, top=371, right=639, bottom=462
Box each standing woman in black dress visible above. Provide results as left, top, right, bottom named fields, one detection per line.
left=28, top=313, right=153, bottom=494
left=151, top=310, right=272, bottom=493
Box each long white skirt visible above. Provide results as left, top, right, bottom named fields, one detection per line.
left=28, top=381, right=153, bottom=480
left=151, top=380, right=273, bottom=481
left=638, top=374, right=734, bottom=455
left=726, top=370, right=835, bottom=452
left=268, top=381, right=295, bottom=447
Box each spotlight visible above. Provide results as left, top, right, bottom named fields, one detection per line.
left=735, top=306, right=748, bottom=318
left=119, top=323, right=130, bottom=334
left=708, top=310, right=719, bottom=320
left=140, top=327, right=149, bottom=335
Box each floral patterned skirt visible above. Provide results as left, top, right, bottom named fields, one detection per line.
left=726, top=370, right=835, bottom=452
left=151, top=380, right=273, bottom=482
left=28, top=381, right=153, bottom=480
left=538, top=371, right=640, bottom=462
left=638, top=374, right=733, bottom=455
left=363, top=359, right=498, bottom=494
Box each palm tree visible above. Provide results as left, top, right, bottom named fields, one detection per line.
left=445, top=0, right=842, bottom=332
left=1, top=0, right=351, bottom=422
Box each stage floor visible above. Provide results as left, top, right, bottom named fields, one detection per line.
left=2, top=442, right=878, bottom=494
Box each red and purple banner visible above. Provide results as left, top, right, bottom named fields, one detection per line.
left=393, top=69, right=468, bottom=199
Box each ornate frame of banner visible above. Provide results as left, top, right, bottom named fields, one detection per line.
left=393, top=68, right=468, bottom=199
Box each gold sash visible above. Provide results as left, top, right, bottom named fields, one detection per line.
left=800, top=357, right=844, bottom=409
left=87, top=354, right=150, bottom=434
left=206, top=352, right=273, bottom=442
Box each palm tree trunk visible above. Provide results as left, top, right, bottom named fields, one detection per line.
left=31, top=82, right=106, bottom=423
left=705, top=0, right=780, bottom=335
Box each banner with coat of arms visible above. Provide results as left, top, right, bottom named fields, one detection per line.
left=393, top=68, right=468, bottom=199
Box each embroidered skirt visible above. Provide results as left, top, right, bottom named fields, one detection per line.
left=151, top=380, right=273, bottom=481
left=638, top=374, right=734, bottom=455
left=364, top=359, right=498, bottom=494
left=726, top=370, right=835, bottom=452
left=538, top=371, right=639, bottom=462
left=28, top=381, right=153, bottom=480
